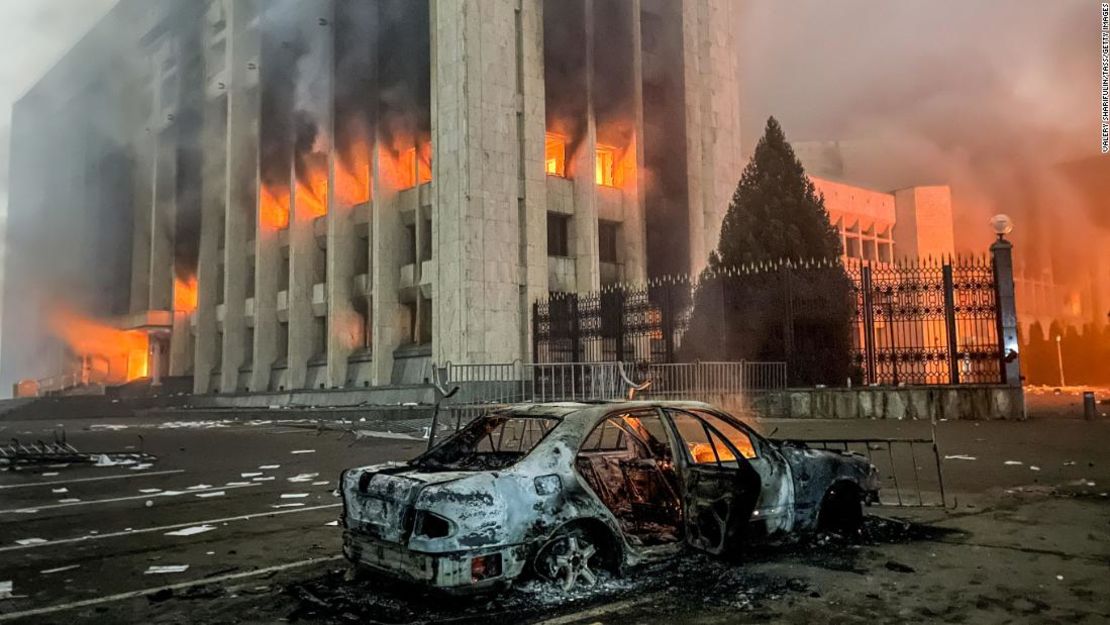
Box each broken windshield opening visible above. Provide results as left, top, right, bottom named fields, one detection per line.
left=413, top=414, right=561, bottom=471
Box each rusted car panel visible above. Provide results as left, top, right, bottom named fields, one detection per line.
left=339, top=401, right=879, bottom=592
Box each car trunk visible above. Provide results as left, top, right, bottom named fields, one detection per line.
left=344, top=467, right=471, bottom=544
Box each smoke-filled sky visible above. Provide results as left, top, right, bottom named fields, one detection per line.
left=737, top=0, right=1105, bottom=265
left=0, top=0, right=116, bottom=296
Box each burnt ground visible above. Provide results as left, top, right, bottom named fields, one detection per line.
left=0, top=408, right=1108, bottom=624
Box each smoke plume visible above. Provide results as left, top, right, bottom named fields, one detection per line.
left=738, top=1, right=1106, bottom=293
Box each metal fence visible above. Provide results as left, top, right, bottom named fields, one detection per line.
left=429, top=360, right=788, bottom=435
left=534, top=256, right=1006, bottom=387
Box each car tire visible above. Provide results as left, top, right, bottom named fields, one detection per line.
left=534, top=525, right=607, bottom=592
left=818, top=483, right=864, bottom=534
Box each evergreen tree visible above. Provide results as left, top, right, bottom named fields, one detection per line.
left=681, top=118, right=854, bottom=385
left=711, top=117, right=844, bottom=267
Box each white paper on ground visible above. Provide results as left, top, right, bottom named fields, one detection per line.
left=252, top=476, right=275, bottom=482
left=186, top=484, right=213, bottom=490
left=145, top=565, right=190, bottom=574
left=0, top=580, right=12, bottom=599
left=224, top=481, right=251, bottom=487
left=40, top=564, right=80, bottom=575
left=57, top=498, right=80, bottom=503
left=272, top=503, right=305, bottom=508
left=259, top=465, right=281, bottom=470
left=15, top=538, right=47, bottom=546
left=51, top=488, right=68, bottom=494
left=1004, top=460, right=1023, bottom=466
left=130, top=463, right=154, bottom=471
left=311, top=481, right=330, bottom=486
left=164, top=525, right=216, bottom=537
left=195, top=491, right=226, bottom=498
left=325, top=520, right=339, bottom=526
left=139, top=488, right=163, bottom=494
left=291, top=449, right=316, bottom=454
left=281, top=493, right=309, bottom=499
left=240, top=472, right=263, bottom=478
left=944, top=455, right=977, bottom=461
left=287, top=473, right=320, bottom=482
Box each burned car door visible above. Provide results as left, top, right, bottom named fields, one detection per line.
left=663, top=409, right=762, bottom=556
left=686, top=409, right=796, bottom=534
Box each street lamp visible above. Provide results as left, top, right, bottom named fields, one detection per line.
left=990, top=214, right=1014, bottom=240
left=1055, top=334, right=1066, bottom=387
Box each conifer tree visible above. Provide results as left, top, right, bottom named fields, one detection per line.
left=681, top=118, right=853, bottom=385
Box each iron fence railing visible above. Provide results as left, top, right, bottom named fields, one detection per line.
left=533, top=256, right=1007, bottom=387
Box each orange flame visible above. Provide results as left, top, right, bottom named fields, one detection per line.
left=260, top=185, right=290, bottom=230
left=174, top=275, right=198, bottom=312
left=296, top=154, right=329, bottom=220
left=336, top=138, right=371, bottom=206
left=48, top=309, right=149, bottom=383
left=378, top=139, right=433, bottom=192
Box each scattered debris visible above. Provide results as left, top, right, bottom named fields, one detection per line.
left=944, top=455, right=977, bottom=461
left=165, top=525, right=217, bottom=537
left=252, top=476, right=275, bottom=482
left=1030, top=466, right=1041, bottom=471
left=139, top=488, right=163, bottom=494
left=51, top=487, right=68, bottom=494
left=0, top=433, right=153, bottom=469
left=281, top=493, right=309, bottom=499
left=287, top=473, right=320, bottom=483
left=195, top=491, right=226, bottom=498
left=260, top=465, right=281, bottom=470
left=145, top=565, right=190, bottom=574
left=1004, top=460, right=1023, bottom=466
left=15, top=538, right=47, bottom=546
left=291, top=449, right=316, bottom=455
left=58, top=498, right=80, bottom=503
left=272, top=503, right=305, bottom=509
left=885, top=561, right=916, bottom=573
left=0, top=580, right=13, bottom=600
left=241, top=472, right=263, bottom=478
left=40, top=564, right=80, bottom=575
left=186, top=484, right=214, bottom=490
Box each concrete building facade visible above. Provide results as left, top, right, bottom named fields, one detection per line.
left=2, top=0, right=743, bottom=395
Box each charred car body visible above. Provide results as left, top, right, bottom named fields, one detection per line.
left=339, top=401, right=879, bottom=592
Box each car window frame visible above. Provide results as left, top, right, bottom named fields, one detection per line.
left=685, top=409, right=763, bottom=460
left=662, top=408, right=754, bottom=470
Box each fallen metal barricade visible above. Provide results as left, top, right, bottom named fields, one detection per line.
left=783, top=435, right=947, bottom=508
left=0, top=431, right=156, bottom=468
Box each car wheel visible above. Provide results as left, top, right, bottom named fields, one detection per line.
left=535, top=526, right=601, bottom=592
left=819, top=483, right=864, bottom=534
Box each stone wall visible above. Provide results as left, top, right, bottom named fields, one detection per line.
left=743, top=385, right=1025, bottom=420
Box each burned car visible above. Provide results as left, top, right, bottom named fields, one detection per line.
left=339, top=401, right=879, bottom=592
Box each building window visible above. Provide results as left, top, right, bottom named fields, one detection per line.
left=596, top=146, right=616, bottom=186
left=547, top=213, right=570, bottom=257
left=545, top=133, right=566, bottom=177
left=599, top=221, right=619, bottom=263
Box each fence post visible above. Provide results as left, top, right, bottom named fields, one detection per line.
left=991, top=236, right=1022, bottom=386
left=781, top=266, right=795, bottom=382
left=861, top=264, right=877, bottom=385
left=531, top=301, right=540, bottom=364
left=570, top=294, right=581, bottom=364
left=942, top=263, right=960, bottom=384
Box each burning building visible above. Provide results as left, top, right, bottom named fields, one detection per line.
left=1, top=0, right=741, bottom=395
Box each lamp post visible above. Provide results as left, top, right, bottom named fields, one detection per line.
left=1055, top=334, right=1065, bottom=388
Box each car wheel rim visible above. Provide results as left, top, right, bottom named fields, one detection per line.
left=547, top=535, right=598, bottom=592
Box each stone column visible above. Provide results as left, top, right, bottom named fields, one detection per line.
left=221, top=1, right=260, bottom=393
left=193, top=91, right=227, bottom=393
left=622, top=0, right=648, bottom=284
left=992, top=236, right=1022, bottom=387
left=682, top=0, right=742, bottom=276
left=430, top=0, right=544, bottom=365
left=517, top=0, right=550, bottom=359
left=370, top=148, right=404, bottom=385
left=572, top=0, right=601, bottom=294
